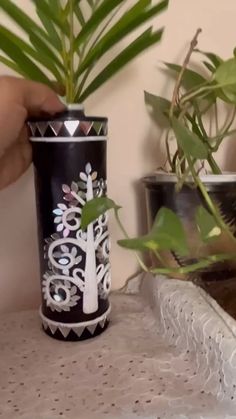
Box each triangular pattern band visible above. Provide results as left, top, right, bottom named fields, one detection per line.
left=40, top=305, right=111, bottom=338
left=28, top=120, right=107, bottom=138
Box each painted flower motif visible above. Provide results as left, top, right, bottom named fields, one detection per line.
left=80, top=162, right=98, bottom=184
left=62, top=182, right=85, bottom=207
left=42, top=274, right=80, bottom=312
left=53, top=245, right=82, bottom=276
left=53, top=203, right=71, bottom=238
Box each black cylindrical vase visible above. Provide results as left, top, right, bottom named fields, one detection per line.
left=28, top=105, right=111, bottom=341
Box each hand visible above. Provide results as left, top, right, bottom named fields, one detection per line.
left=0, top=77, right=65, bottom=190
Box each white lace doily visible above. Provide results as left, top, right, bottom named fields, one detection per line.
left=0, top=276, right=236, bottom=418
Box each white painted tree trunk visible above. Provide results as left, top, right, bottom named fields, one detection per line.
left=83, top=174, right=98, bottom=314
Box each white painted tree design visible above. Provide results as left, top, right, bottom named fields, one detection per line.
left=42, top=163, right=111, bottom=314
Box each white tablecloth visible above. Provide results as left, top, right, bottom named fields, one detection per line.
left=0, top=276, right=236, bottom=418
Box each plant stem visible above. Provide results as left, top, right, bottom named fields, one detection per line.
left=187, top=156, right=236, bottom=244
left=114, top=210, right=149, bottom=272
left=61, top=32, right=69, bottom=102
left=165, top=129, right=173, bottom=170
left=214, top=102, right=219, bottom=133
left=192, top=103, right=221, bottom=174
left=153, top=250, right=169, bottom=268
left=207, top=155, right=222, bottom=174
left=210, top=127, right=236, bottom=144
left=169, top=28, right=202, bottom=118
left=151, top=253, right=236, bottom=275
left=68, top=0, right=74, bottom=102
left=180, top=83, right=227, bottom=106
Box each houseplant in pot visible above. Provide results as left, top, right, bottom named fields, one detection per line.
left=143, top=28, right=236, bottom=282
left=81, top=29, right=236, bottom=316
left=0, top=0, right=168, bottom=340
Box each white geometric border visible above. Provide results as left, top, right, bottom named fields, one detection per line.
left=40, top=305, right=111, bottom=339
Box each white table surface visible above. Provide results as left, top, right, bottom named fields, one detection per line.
left=0, top=285, right=236, bottom=419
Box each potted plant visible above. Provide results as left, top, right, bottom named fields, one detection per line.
left=142, top=28, right=236, bottom=282
left=0, top=0, right=168, bottom=340
left=81, top=29, right=236, bottom=313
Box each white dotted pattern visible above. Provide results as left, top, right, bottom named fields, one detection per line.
left=0, top=282, right=236, bottom=418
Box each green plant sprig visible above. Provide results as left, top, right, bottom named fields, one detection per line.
left=80, top=31, right=236, bottom=278
left=80, top=197, right=236, bottom=276
left=0, top=0, right=169, bottom=103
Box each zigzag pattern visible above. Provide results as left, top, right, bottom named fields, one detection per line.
left=28, top=120, right=107, bottom=137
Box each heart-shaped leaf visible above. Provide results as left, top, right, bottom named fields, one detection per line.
left=119, top=207, right=189, bottom=256
left=81, top=197, right=121, bottom=230
left=144, top=91, right=172, bottom=126
left=165, top=62, right=206, bottom=90
left=195, top=206, right=221, bottom=243
left=172, top=117, right=208, bottom=159
left=214, top=58, right=236, bottom=92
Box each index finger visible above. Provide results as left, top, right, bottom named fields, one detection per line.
left=0, top=76, right=65, bottom=115
left=0, top=77, right=65, bottom=150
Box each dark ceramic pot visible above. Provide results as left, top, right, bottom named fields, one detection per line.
left=28, top=105, right=111, bottom=341
left=143, top=172, right=236, bottom=282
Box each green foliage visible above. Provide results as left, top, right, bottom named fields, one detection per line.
left=171, top=117, right=208, bottom=159
left=144, top=91, right=172, bottom=126
left=165, top=62, right=207, bottom=90
left=118, top=207, right=189, bottom=256
left=139, top=33, right=236, bottom=275
left=81, top=197, right=120, bottom=230
left=195, top=206, right=221, bottom=243
left=0, top=0, right=168, bottom=102
left=145, top=42, right=236, bottom=177
left=80, top=35, right=236, bottom=277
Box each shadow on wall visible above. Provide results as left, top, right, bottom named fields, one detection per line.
left=223, top=136, right=236, bottom=173
left=133, top=125, right=166, bottom=238
left=0, top=167, right=40, bottom=313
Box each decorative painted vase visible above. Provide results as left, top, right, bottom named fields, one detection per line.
left=28, top=105, right=111, bottom=341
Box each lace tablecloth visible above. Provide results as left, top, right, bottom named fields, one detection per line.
left=1, top=276, right=236, bottom=418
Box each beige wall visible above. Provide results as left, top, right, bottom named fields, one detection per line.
left=1, top=0, right=236, bottom=313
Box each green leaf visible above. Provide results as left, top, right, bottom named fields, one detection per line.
left=81, top=197, right=121, bottom=230
left=87, top=0, right=94, bottom=7
left=74, top=0, right=125, bottom=51
left=165, top=62, right=207, bottom=90
left=214, top=58, right=236, bottom=89
left=118, top=207, right=189, bottom=256
left=36, top=4, right=62, bottom=51
left=78, top=28, right=163, bottom=102
left=165, top=62, right=216, bottom=108
left=214, top=58, right=236, bottom=102
left=76, top=0, right=168, bottom=77
left=151, top=207, right=188, bottom=255
left=195, top=49, right=223, bottom=69
left=29, top=32, right=64, bottom=73
left=0, top=0, right=49, bottom=42
left=171, top=117, right=208, bottom=159
left=195, top=206, right=221, bottom=243
left=0, top=30, right=52, bottom=85
left=217, top=88, right=236, bottom=104
left=151, top=253, right=234, bottom=275
left=0, top=55, right=27, bottom=77
left=202, top=60, right=215, bottom=73
left=74, top=3, right=86, bottom=26
left=0, top=0, right=63, bottom=71
left=118, top=235, right=159, bottom=252
left=0, top=25, right=63, bottom=83
left=144, top=91, right=171, bottom=126
left=34, top=0, right=69, bottom=35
